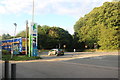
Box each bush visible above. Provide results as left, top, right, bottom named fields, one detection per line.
left=2, top=50, right=11, bottom=55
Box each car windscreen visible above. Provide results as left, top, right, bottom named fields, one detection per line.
left=58, top=49, right=62, bottom=51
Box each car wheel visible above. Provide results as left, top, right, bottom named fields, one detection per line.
left=48, top=53, right=51, bottom=56
left=61, top=53, right=64, bottom=56
left=55, top=53, right=59, bottom=56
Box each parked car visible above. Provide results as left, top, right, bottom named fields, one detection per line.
left=48, top=49, right=64, bottom=56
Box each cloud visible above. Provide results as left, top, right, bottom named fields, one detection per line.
left=0, top=6, right=6, bottom=14
left=0, top=0, right=112, bottom=17
left=0, top=28, right=10, bottom=35
left=0, top=0, right=32, bottom=14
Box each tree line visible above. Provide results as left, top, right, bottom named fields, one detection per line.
left=1, top=1, right=119, bottom=51
left=74, top=1, right=120, bottom=50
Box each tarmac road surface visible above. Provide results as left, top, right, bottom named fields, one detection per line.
left=0, top=52, right=119, bottom=78
left=15, top=61, right=118, bottom=78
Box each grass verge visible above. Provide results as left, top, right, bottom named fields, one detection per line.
left=2, top=55, right=42, bottom=61
left=83, top=49, right=118, bottom=52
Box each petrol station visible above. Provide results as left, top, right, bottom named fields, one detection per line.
left=1, top=23, right=38, bottom=57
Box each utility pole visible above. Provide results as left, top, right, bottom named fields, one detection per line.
left=26, top=20, right=28, bottom=55
left=32, top=0, right=34, bottom=23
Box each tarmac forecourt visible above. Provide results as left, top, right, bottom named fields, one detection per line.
left=0, top=52, right=118, bottom=63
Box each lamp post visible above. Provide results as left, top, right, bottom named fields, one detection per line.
left=11, top=23, right=17, bottom=58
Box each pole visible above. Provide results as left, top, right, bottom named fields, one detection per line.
left=29, top=0, right=34, bottom=57
left=11, top=39, right=13, bottom=59
left=26, top=20, right=28, bottom=55
left=32, top=0, right=34, bottom=23
left=11, top=23, right=17, bottom=59
left=14, top=23, right=17, bottom=54
left=11, top=64, right=16, bottom=80
left=4, top=60, right=9, bottom=79
left=28, top=27, right=31, bottom=57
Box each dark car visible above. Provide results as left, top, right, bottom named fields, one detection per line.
left=48, top=49, right=64, bottom=56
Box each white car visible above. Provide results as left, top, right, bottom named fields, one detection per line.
left=48, top=49, right=64, bottom=56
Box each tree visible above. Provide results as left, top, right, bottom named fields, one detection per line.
left=16, top=31, right=26, bottom=38
left=0, top=35, right=2, bottom=40
left=112, top=0, right=120, bottom=2
left=72, top=32, right=85, bottom=51
left=2, top=33, right=12, bottom=40
left=16, top=27, right=29, bottom=38
left=74, top=2, right=120, bottom=50
left=17, top=25, right=73, bottom=51
left=38, top=25, right=73, bottom=51
left=98, top=26, right=119, bottom=49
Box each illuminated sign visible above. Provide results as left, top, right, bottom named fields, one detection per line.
left=29, top=23, right=38, bottom=57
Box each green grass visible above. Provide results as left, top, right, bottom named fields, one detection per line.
left=2, top=55, right=42, bottom=61
left=83, top=49, right=96, bottom=52
left=96, top=49, right=118, bottom=52
left=83, top=49, right=118, bottom=52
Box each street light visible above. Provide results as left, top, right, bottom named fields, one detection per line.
left=11, top=23, right=17, bottom=58
left=14, top=23, right=17, bottom=36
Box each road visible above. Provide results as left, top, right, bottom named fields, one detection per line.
left=15, top=61, right=118, bottom=78
left=0, top=63, right=2, bottom=79
left=0, top=52, right=119, bottom=78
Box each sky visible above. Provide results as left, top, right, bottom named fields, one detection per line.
left=0, top=0, right=112, bottom=36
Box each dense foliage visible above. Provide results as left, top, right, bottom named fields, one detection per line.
left=38, top=25, right=73, bottom=51
left=3, top=2, right=119, bottom=51
left=16, top=27, right=29, bottom=38
left=0, top=35, right=2, bottom=40
left=16, top=25, right=73, bottom=51
left=112, top=0, right=120, bottom=2
left=74, top=2, right=120, bottom=50
left=1, top=33, right=12, bottom=40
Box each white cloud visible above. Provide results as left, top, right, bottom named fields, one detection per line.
left=0, top=0, right=112, bottom=35
left=0, top=0, right=112, bottom=17
left=0, top=5, right=6, bottom=14
left=0, top=28, right=10, bottom=36
left=0, top=0, right=32, bottom=14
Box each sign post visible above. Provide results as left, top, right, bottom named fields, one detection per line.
left=63, top=45, right=66, bottom=52
left=25, top=20, right=28, bottom=55
left=29, top=23, right=38, bottom=57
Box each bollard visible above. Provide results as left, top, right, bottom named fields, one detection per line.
left=11, top=64, right=16, bottom=80
left=4, top=60, right=9, bottom=80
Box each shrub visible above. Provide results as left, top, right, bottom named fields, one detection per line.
left=2, top=50, right=11, bottom=55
